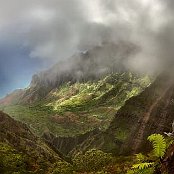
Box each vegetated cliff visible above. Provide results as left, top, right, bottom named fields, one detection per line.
left=43, top=129, right=100, bottom=155
left=106, top=72, right=174, bottom=155
left=0, top=111, right=63, bottom=173
left=0, top=72, right=150, bottom=137
left=49, top=72, right=174, bottom=156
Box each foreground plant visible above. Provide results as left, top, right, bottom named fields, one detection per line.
left=127, top=134, right=170, bottom=174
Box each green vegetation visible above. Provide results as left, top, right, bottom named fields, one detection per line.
left=148, top=134, right=167, bottom=158
left=0, top=72, right=153, bottom=173
left=52, top=156, right=131, bottom=174
left=51, top=161, right=74, bottom=174
left=73, top=149, right=112, bottom=172
left=127, top=134, right=172, bottom=174
left=0, top=73, right=151, bottom=137
left=0, top=142, right=55, bottom=174
left=0, top=143, right=134, bottom=174
left=0, top=143, right=26, bottom=174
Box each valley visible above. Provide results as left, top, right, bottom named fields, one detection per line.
left=0, top=72, right=151, bottom=137
left=0, top=44, right=174, bottom=174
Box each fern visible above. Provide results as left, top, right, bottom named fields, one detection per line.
left=148, top=134, right=167, bottom=158
left=166, top=139, right=174, bottom=148
left=127, top=133, right=168, bottom=174
left=127, top=167, right=154, bottom=174
left=135, top=153, right=146, bottom=162
left=126, top=170, right=134, bottom=174
left=132, top=162, right=154, bottom=170
left=127, top=163, right=154, bottom=174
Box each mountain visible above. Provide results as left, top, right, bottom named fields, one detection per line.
left=0, top=73, right=150, bottom=136
left=1, top=41, right=174, bottom=173
left=0, top=42, right=137, bottom=105
left=0, top=42, right=153, bottom=174
left=61, top=72, right=174, bottom=156
left=0, top=42, right=151, bottom=137
left=0, top=111, right=64, bottom=173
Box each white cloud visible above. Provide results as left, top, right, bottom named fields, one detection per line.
left=29, top=7, right=56, bottom=22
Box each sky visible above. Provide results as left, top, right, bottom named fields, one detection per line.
left=0, top=0, right=174, bottom=97
left=0, top=42, right=44, bottom=97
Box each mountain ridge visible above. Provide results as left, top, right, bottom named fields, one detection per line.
left=0, top=42, right=138, bottom=105
left=61, top=72, right=174, bottom=156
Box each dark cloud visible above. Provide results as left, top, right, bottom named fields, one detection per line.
left=0, top=0, right=163, bottom=64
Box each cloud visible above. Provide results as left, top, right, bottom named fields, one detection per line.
left=0, top=0, right=173, bottom=73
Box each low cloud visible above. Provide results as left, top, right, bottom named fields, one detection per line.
left=0, top=0, right=174, bottom=73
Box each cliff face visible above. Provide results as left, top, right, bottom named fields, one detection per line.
left=63, top=72, right=174, bottom=156
left=43, top=129, right=100, bottom=155
left=106, top=72, right=174, bottom=155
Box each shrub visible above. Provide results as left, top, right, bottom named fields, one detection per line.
left=51, top=161, right=74, bottom=174
left=0, top=143, right=26, bottom=174
left=73, top=149, right=112, bottom=172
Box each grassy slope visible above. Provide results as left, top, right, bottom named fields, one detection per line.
left=0, top=72, right=151, bottom=136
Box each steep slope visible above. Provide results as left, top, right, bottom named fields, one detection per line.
left=107, top=72, right=174, bottom=155
left=0, top=73, right=151, bottom=137
left=0, top=111, right=63, bottom=173
left=62, top=72, right=174, bottom=156
left=43, top=129, right=100, bottom=155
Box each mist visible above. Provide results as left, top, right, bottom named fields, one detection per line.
left=1, top=0, right=174, bottom=96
